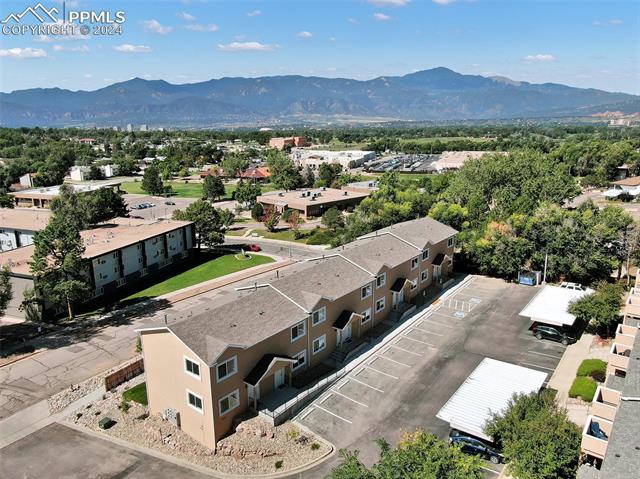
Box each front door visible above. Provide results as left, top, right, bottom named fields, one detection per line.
left=433, top=265, right=442, bottom=283
left=343, top=323, right=352, bottom=343
left=274, top=368, right=285, bottom=389
left=392, top=290, right=404, bottom=308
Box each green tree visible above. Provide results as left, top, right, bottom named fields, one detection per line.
left=286, top=209, right=302, bottom=239
left=428, top=201, right=470, bottom=231
left=221, top=153, right=250, bottom=179
left=303, top=165, right=316, bottom=187
left=251, top=202, right=264, bottom=221
left=318, top=163, right=342, bottom=187
left=173, top=200, right=224, bottom=249
left=322, top=207, right=345, bottom=231
left=234, top=181, right=262, bottom=207
left=29, top=215, right=90, bottom=320
left=218, top=208, right=235, bottom=230
left=266, top=150, right=303, bottom=191
left=86, top=164, right=105, bottom=181
left=141, top=164, right=164, bottom=196
left=262, top=206, right=281, bottom=233
left=570, top=282, right=624, bottom=337
left=203, top=175, right=225, bottom=201
left=0, top=266, right=13, bottom=316
left=485, top=391, right=581, bottom=479
left=85, top=188, right=128, bottom=224
left=114, top=156, right=138, bottom=176
left=50, top=184, right=91, bottom=230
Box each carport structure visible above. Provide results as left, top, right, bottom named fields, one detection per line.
left=518, top=285, right=593, bottom=328
left=436, top=358, right=547, bottom=441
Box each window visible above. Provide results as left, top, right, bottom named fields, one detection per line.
left=448, top=237, right=455, bottom=248
left=185, top=357, right=200, bottom=379
left=411, top=257, right=419, bottom=270
left=361, top=308, right=372, bottom=324
left=410, top=279, right=418, bottom=291
left=312, top=335, right=326, bottom=355
left=187, top=390, right=203, bottom=413
left=361, top=284, right=372, bottom=299
left=292, top=350, right=307, bottom=371
left=216, top=356, right=237, bottom=382
left=218, top=389, right=240, bottom=416
left=422, top=249, right=429, bottom=261
left=375, top=297, right=385, bottom=313
left=311, top=307, right=326, bottom=326
left=291, top=321, right=306, bottom=341
left=376, top=273, right=386, bottom=289
left=421, top=270, right=429, bottom=283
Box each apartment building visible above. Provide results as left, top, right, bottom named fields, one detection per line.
left=257, top=187, right=370, bottom=219
left=138, top=216, right=457, bottom=450
left=0, top=217, right=194, bottom=319
left=268, top=136, right=308, bottom=150
left=0, top=208, right=51, bottom=252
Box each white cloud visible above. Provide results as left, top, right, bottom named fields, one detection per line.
left=329, top=36, right=337, bottom=42
left=84, top=73, right=93, bottom=78
left=177, top=12, right=196, bottom=21
left=114, top=44, right=152, bottom=53
left=432, top=0, right=457, bottom=4
left=367, top=0, right=410, bottom=6
left=217, top=41, right=278, bottom=52
left=185, top=23, right=218, bottom=31
left=143, top=19, right=174, bottom=34
left=247, top=10, right=261, bottom=17
left=0, top=47, right=47, bottom=58
left=524, top=54, right=556, bottom=63
left=297, top=31, right=313, bottom=38
left=593, top=19, right=623, bottom=27
left=373, top=13, right=392, bottom=21
left=52, top=44, right=90, bottom=53
left=348, top=18, right=359, bottom=25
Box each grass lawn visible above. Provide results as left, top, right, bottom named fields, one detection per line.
left=577, top=359, right=607, bottom=377
left=123, top=382, right=148, bottom=405
left=125, top=253, right=274, bottom=300
left=569, top=376, right=597, bottom=402
left=252, top=228, right=314, bottom=244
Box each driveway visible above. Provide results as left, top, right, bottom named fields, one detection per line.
left=294, top=276, right=566, bottom=477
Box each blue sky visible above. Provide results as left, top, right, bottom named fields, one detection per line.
left=0, top=0, right=638, bottom=94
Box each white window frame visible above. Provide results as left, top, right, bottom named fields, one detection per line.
left=312, top=334, right=327, bottom=355
left=448, top=237, right=455, bottom=248
left=411, top=256, right=419, bottom=270
left=361, top=283, right=372, bottom=300
left=218, top=389, right=240, bottom=417
left=410, top=279, right=418, bottom=291
left=216, top=356, right=237, bottom=383
left=184, top=356, right=201, bottom=380
left=376, top=273, right=386, bottom=289
left=311, top=307, right=326, bottom=326
left=361, top=308, right=372, bottom=324
left=291, top=321, right=306, bottom=342
left=292, top=350, right=307, bottom=371
left=375, top=297, right=386, bottom=313
left=186, top=389, right=204, bottom=414
left=422, top=249, right=430, bottom=261
left=421, top=270, right=429, bottom=283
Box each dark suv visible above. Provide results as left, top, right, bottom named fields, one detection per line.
left=531, top=323, right=576, bottom=346
left=448, top=430, right=503, bottom=464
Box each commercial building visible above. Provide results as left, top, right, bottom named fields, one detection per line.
left=8, top=182, right=122, bottom=209
left=256, top=187, right=370, bottom=219
left=431, top=151, right=492, bottom=172
left=0, top=208, right=51, bottom=252
left=138, top=216, right=457, bottom=450
left=268, top=136, right=308, bottom=150
left=69, top=164, right=118, bottom=181
left=0, top=217, right=194, bottom=319
left=291, top=148, right=375, bottom=170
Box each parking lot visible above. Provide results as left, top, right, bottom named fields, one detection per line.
left=123, top=194, right=196, bottom=220
left=295, top=276, right=567, bottom=477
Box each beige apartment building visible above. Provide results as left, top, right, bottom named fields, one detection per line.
left=138, top=216, right=457, bottom=450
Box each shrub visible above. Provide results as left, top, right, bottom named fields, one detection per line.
left=120, top=400, right=130, bottom=413
left=286, top=427, right=300, bottom=440
left=306, top=230, right=334, bottom=245
left=311, top=442, right=320, bottom=451
left=577, top=359, right=607, bottom=378
left=275, top=460, right=283, bottom=470
left=589, top=370, right=606, bottom=383
left=569, top=376, right=597, bottom=402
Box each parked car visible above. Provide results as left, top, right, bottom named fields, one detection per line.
left=532, top=323, right=576, bottom=346
left=449, top=430, right=503, bottom=464
left=164, top=200, right=176, bottom=205
left=249, top=244, right=261, bottom=252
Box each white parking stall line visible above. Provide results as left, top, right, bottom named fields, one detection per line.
left=349, top=375, right=385, bottom=393
left=422, top=318, right=454, bottom=328
left=412, top=325, right=444, bottom=336
left=527, top=350, right=563, bottom=360
left=299, top=408, right=315, bottom=420
left=314, top=404, right=353, bottom=424
left=519, top=362, right=556, bottom=372
left=480, top=466, right=500, bottom=475
left=401, top=335, right=434, bottom=347
left=389, top=343, right=423, bottom=357
left=330, top=388, right=369, bottom=407
left=363, top=365, right=399, bottom=380
left=377, top=352, right=412, bottom=368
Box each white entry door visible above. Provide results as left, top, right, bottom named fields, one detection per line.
left=248, top=383, right=260, bottom=404
left=274, top=368, right=285, bottom=389
left=343, top=323, right=352, bottom=343
left=392, top=290, right=404, bottom=308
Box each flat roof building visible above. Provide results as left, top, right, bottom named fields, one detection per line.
left=0, top=208, right=52, bottom=251
left=519, top=284, right=594, bottom=327
left=257, top=187, right=370, bottom=219
left=291, top=148, right=375, bottom=170
left=269, top=136, right=308, bottom=150
left=8, top=181, right=121, bottom=209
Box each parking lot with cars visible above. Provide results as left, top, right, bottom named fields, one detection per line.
left=295, top=276, right=567, bottom=477
left=123, top=194, right=196, bottom=220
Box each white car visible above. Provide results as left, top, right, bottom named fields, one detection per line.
left=559, top=282, right=587, bottom=291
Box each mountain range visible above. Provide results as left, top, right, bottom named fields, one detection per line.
left=1, top=67, right=638, bottom=128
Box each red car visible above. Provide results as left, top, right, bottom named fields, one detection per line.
left=249, top=244, right=262, bottom=252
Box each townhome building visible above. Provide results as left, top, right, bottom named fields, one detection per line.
left=138, top=216, right=457, bottom=450
left=0, top=208, right=51, bottom=251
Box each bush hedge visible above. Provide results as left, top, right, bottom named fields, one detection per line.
left=577, top=359, right=607, bottom=379
left=569, top=377, right=597, bottom=402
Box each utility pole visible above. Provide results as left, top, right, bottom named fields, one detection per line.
left=542, top=252, right=548, bottom=285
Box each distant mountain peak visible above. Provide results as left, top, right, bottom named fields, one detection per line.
left=490, top=75, right=523, bottom=86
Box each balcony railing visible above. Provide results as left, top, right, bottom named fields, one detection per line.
left=624, top=292, right=640, bottom=319
left=581, top=415, right=613, bottom=460
left=607, top=343, right=632, bottom=375
left=614, top=324, right=637, bottom=348
left=590, top=386, right=620, bottom=422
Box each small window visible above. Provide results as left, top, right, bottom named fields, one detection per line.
left=361, top=308, right=372, bottom=324
left=312, top=335, right=326, bottom=354
left=218, top=389, right=240, bottom=416
left=448, top=237, right=455, bottom=248
left=361, top=284, right=372, bottom=300
left=216, top=356, right=237, bottom=382
left=291, top=321, right=306, bottom=342
left=421, top=270, right=429, bottom=283
left=376, top=273, right=386, bottom=289
left=375, top=297, right=385, bottom=312
left=187, top=390, right=203, bottom=413
left=311, top=307, right=326, bottom=326
left=292, top=350, right=307, bottom=371
left=410, top=279, right=418, bottom=291
left=411, top=257, right=419, bottom=270
left=185, top=357, right=200, bottom=378
left=422, top=249, right=429, bottom=261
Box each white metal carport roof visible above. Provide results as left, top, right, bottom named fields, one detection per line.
left=519, top=285, right=593, bottom=327
left=436, top=358, right=547, bottom=442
